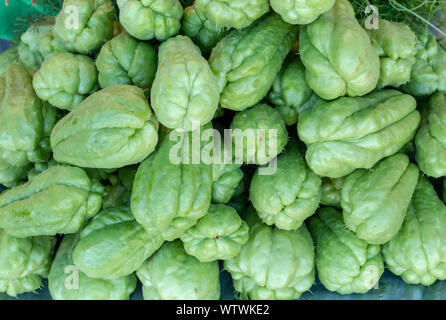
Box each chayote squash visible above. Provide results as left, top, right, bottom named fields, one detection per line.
left=0, top=166, right=103, bottom=238
left=0, top=230, right=56, bottom=297
left=33, top=52, right=98, bottom=111
left=270, top=0, right=335, bottom=25
left=38, top=29, right=68, bottom=59
left=102, top=166, right=137, bottom=209
left=151, top=35, right=219, bottom=131
left=308, top=207, right=384, bottom=294
left=299, top=0, right=380, bottom=100
left=49, top=233, right=137, bottom=300
left=249, top=140, right=321, bottom=230
left=72, top=207, right=163, bottom=280
left=341, top=153, right=419, bottom=245
left=383, top=176, right=446, bottom=285
left=118, top=0, right=183, bottom=41
left=180, top=204, right=249, bottom=262
left=209, top=13, right=298, bottom=111
left=225, top=206, right=315, bottom=299
left=0, top=160, right=30, bottom=189
left=51, top=85, right=159, bottom=169
left=298, top=90, right=421, bottom=178
left=0, top=46, right=19, bottom=75
left=96, top=32, right=157, bottom=90
left=320, top=177, right=344, bottom=207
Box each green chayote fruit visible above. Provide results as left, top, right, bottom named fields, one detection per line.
left=18, top=21, right=53, bottom=71
left=181, top=5, right=228, bottom=55
left=267, top=56, right=313, bottom=126
left=27, top=159, right=58, bottom=182
left=230, top=103, right=288, bottom=165
left=0, top=166, right=103, bottom=238
left=0, top=160, right=30, bottom=189
left=0, top=230, right=55, bottom=297
left=383, top=177, right=446, bottom=285
left=33, top=52, right=98, bottom=111
left=151, top=35, right=219, bottom=131
left=367, top=19, right=417, bottom=88
left=270, top=0, right=335, bottom=25
left=415, top=93, right=446, bottom=178
left=298, top=90, right=421, bottom=178
left=299, top=0, right=380, bottom=100
left=225, top=206, right=315, bottom=299
left=118, top=0, right=183, bottom=41
left=49, top=233, right=137, bottom=300
left=72, top=207, right=163, bottom=280
left=38, top=29, right=68, bottom=59
left=250, top=140, right=321, bottom=230
left=96, top=32, right=157, bottom=89
left=51, top=85, right=159, bottom=169
left=209, top=13, right=298, bottom=111
left=308, top=207, right=384, bottom=294
left=54, top=0, right=114, bottom=54
left=180, top=204, right=249, bottom=262
left=341, top=154, right=419, bottom=245
left=131, top=126, right=212, bottom=241
left=0, top=46, right=19, bottom=75
left=137, top=240, right=220, bottom=300
left=320, top=177, right=344, bottom=207
left=194, top=0, right=270, bottom=29
left=101, top=166, right=137, bottom=209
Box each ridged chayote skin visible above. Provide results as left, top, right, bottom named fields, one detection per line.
left=299, top=0, right=380, bottom=100
left=181, top=5, right=228, bottom=55
left=0, top=160, right=30, bottom=189
left=131, top=126, right=212, bottom=241
left=72, top=207, right=163, bottom=280
left=38, top=29, right=68, bottom=59
left=49, top=233, right=137, bottom=300
left=320, top=177, right=344, bottom=207
left=18, top=22, right=53, bottom=71
left=225, top=206, right=315, bottom=300
left=209, top=13, right=298, bottom=111
left=33, top=52, right=98, bottom=111
left=54, top=0, right=114, bottom=54
left=367, top=19, right=417, bottom=88
left=267, top=56, right=314, bottom=126
left=0, top=230, right=55, bottom=297
left=51, top=85, right=159, bottom=169
left=0, top=46, right=19, bottom=75
left=341, top=154, right=419, bottom=245
left=96, top=32, right=157, bottom=89
left=118, top=0, right=183, bottom=41
left=270, top=0, right=335, bottom=25
left=298, top=90, right=421, bottom=178
left=415, top=93, right=446, bottom=177
left=137, top=240, right=220, bottom=300
left=194, top=0, right=270, bottom=29
left=180, top=204, right=249, bottom=262
left=383, top=177, right=446, bottom=286
left=0, top=166, right=103, bottom=238
left=151, top=35, right=219, bottom=131
left=308, top=207, right=384, bottom=294
left=250, top=140, right=321, bottom=231
left=230, top=103, right=288, bottom=165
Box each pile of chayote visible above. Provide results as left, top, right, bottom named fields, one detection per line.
left=2, top=0, right=446, bottom=300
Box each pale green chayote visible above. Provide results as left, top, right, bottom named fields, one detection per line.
left=18, top=20, right=53, bottom=71
left=320, top=177, right=344, bottom=207
left=0, top=46, right=19, bottom=75
left=270, top=0, right=335, bottom=25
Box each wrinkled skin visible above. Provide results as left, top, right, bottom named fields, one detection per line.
left=151, top=36, right=219, bottom=131
left=320, top=177, right=344, bottom=207
left=180, top=204, right=249, bottom=262
left=415, top=93, right=446, bottom=177
left=54, top=0, right=114, bottom=54
left=137, top=240, right=220, bottom=300
left=249, top=140, right=321, bottom=230
left=51, top=85, right=159, bottom=169
left=299, top=0, right=380, bottom=100
left=38, top=29, right=68, bottom=58
left=298, top=90, right=421, bottom=178
left=270, top=0, right=335, bottom=25
left=49, top=233, right=137, bottom=300
left=209, top=13, right=298, bottom=111
left=368, top=19, right=417, bottom=88
left=383, top=177, right=446, bottom=285
left=118, top=0, right=183, bottom=41
left=96, top=32, right=157, bottom=89
left=33, top=52, right=98, bottom=111
left=308, top=207, right=384, bottom=294
left=194, top=0, right=270, bottom=29
left=72, top=207, right=163, bottom=280
left=341, top=154, right=419, bottom=245
left=0, top=166, right=103, bottom=237
left=230, top=103, right=288, bottom=165
left=225, top=207, right=315, bottom=300
left=18, top=21, right=53, bottom=71
left=0, top=230, right=55, bottom=297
